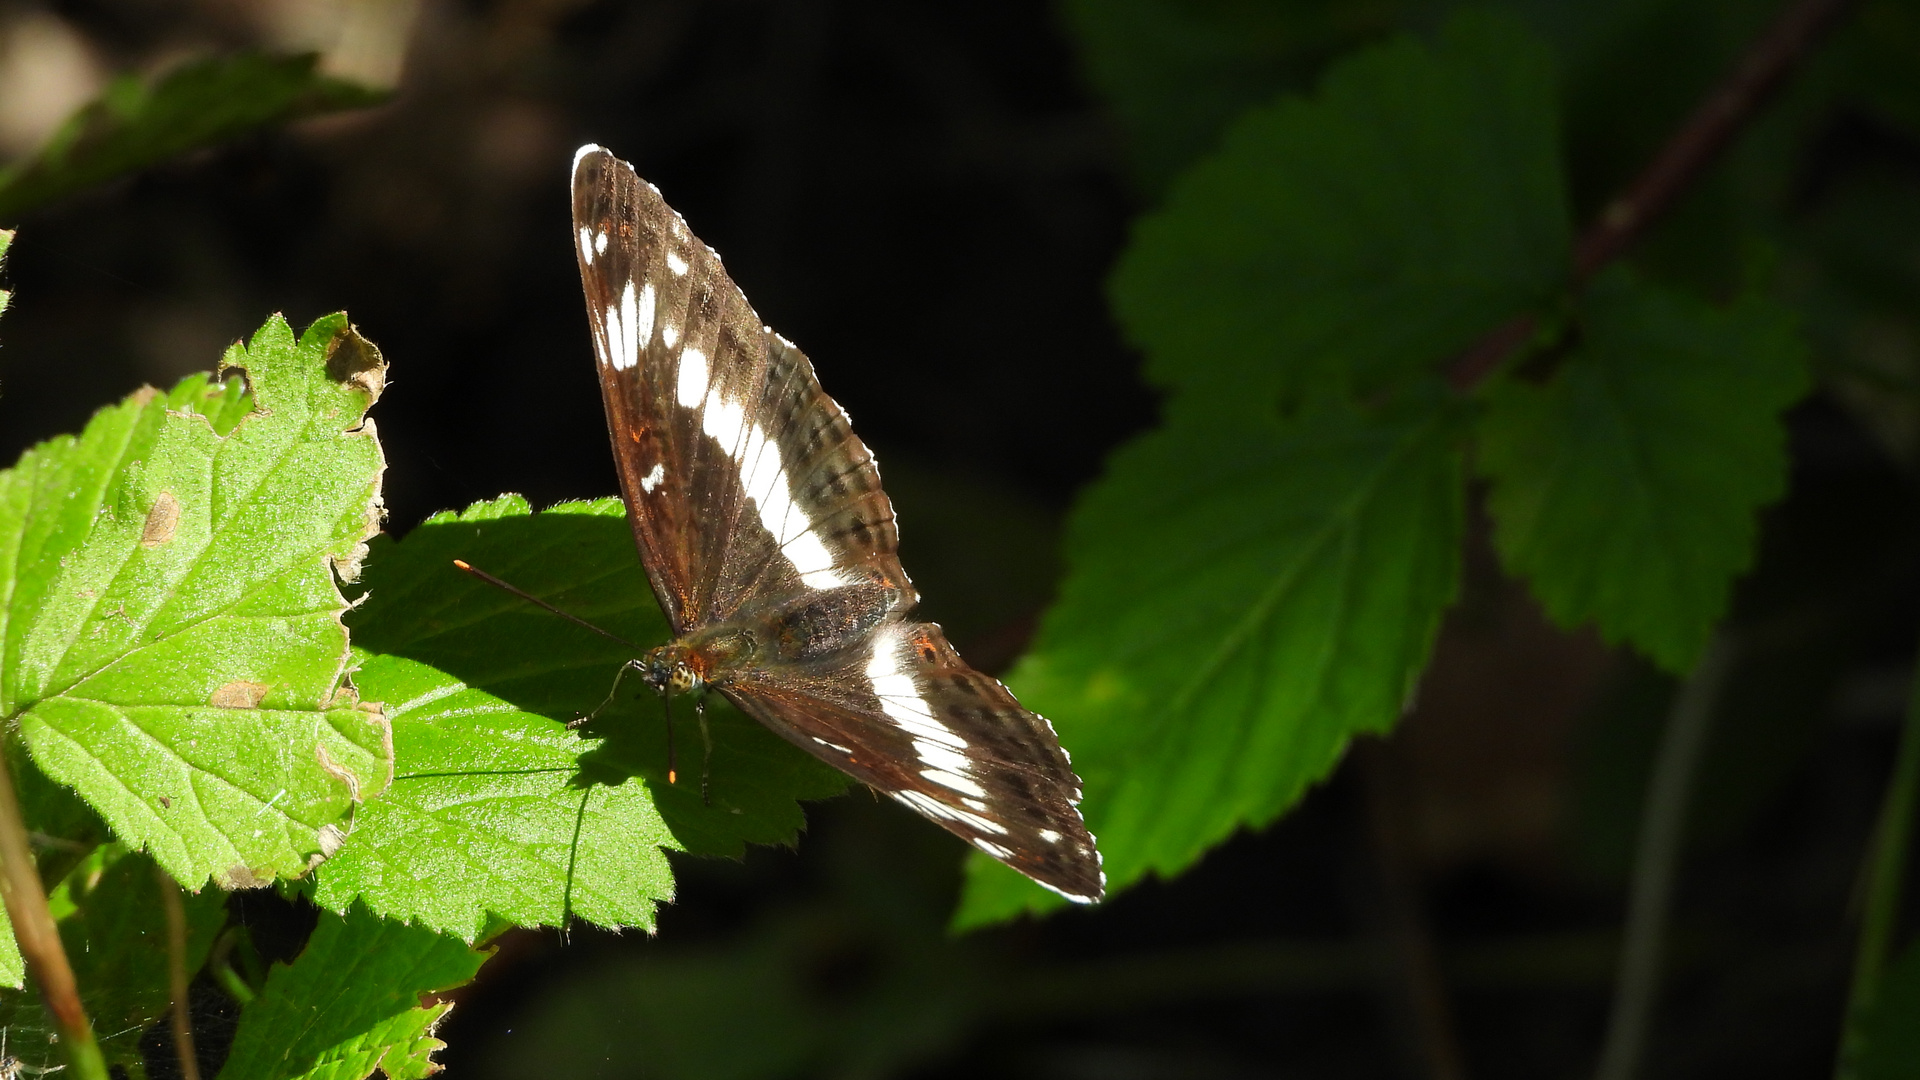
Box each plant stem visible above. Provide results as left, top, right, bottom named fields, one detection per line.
left=1834, top=641, right=1920, bottom=1078
left=1447, top=0, right=1858, bottom=391
left=1594, top=634, right=1738, bottom=1080
left=157, top=864, right=202, bottom=1080
left=1357, top=740, right=1468, bottom=1080
left=0, top=741, right=108, bottom=1080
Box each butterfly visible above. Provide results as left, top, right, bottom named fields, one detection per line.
left=568, top=144, right=1104, bottom=903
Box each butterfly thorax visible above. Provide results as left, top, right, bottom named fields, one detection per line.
left=650, top=581, right=908, bottom=695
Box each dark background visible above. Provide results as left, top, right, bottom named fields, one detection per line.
left=2, top=1, right=1918, bottom=1077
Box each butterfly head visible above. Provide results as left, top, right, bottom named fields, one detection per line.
left=642, top=644, right=703, bottom=695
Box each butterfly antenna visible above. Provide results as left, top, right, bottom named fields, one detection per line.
left=696, top=698, right=713, bottom=806
left=453, top=560, right=636, bottom=648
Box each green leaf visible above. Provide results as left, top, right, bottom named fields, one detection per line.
left=0, top=313, right=392, bottom=890
left=1859, top=939, right=1920, bottom=1080
left=1058, top=0, right=1401, bottom=195
left=0, top=845, right=228, bottom=1077
left=1477, top=269, right=1810, bottom=671
left=319, top=497, right=845, bottom=940
left=215, top=903, right=488, bottom=1080
left=1110, top=10, right=1570, bottom=403
left=955, top=397, right=1464, bottom=924
left=0, top=53, right=386, bottom=224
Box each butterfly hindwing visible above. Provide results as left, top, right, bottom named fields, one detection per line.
left=727, top=621, right=1104, bottom=904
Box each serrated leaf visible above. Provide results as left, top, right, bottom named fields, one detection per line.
left=0, top=53, right=386, bottom=224
left=1477, top=269, right=1810, bottom=671
left=215, top=903, right=487, bottom=1080
left=0, top=313, right=392, bottom=890
left=320, top=497, right=845, bottom=940
left=1858, top=940, right=1920, bottom=1080
left=955, top=398, right=1463, bottom=925
left=1110, top=10, right=1569, bottom=403
left=0, top=846, right=227, bottom=1077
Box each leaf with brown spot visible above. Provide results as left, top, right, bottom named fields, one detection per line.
left=0, top=314, right=392, bottom=890
left=140, top=489, right=180, bottom=547
left=209, top=680, right=270, bottom=708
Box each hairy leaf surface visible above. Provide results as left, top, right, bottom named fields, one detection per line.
left=0, top=314, right=391, bottom=890
left=216, top=904, right=487, bottom=1080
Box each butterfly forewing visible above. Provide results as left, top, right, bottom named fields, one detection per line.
left=571, top=144, right=1104, bottom=903
left=573, top=147, right=910, bottom=630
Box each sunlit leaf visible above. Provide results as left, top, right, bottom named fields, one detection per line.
left=215, top=903, right=488, bottom=1080
left=0, top=313, right=392, bottom=890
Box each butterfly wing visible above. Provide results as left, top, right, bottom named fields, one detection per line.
left=571, top=145, right=909, bottom=633
left=723, top=620, right=1105, bottom=903
left=573, top=144, right=1102, bottom=903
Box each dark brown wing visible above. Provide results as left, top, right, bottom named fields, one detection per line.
left=571, top=145, right=909, bottom=633
left=723, top=620, right=1105, bottom=903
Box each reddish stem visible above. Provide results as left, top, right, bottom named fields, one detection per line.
left=1447, top=0, right=1857, bottom=392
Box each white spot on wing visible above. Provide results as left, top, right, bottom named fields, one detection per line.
left=635, top=282, right=656, bottom=351
left=1038, top=828, right=1061, bottom=844
left=925, top=768, right=988, bottom=798
left=666, top=250, right=689, bottom=275
left=677, top=347, right=709, bottom=407
left=865, top=625, right=998, bottom=803
left=595, top=230, right=609, bottom=256
left=916, top=743, right=971, bottom=776
left=578, top=226, right=595, bottom=265
left=603, top=281, right=640, bottom=371
left=662, top=322, right=680, bottom=348
left=811, top=737, right=852, bottom=754
left=640, top=463, right=664, bottom=493
left=972, top=838, right=1012, bottom=860
left=890, top=791, right=1006, bottom=836
left=702, top=389, right=748, bottom=458
left=670, top=342, right=860, bottom=591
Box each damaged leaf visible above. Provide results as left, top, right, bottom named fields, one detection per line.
left=0, top=313, right=393, bottom=890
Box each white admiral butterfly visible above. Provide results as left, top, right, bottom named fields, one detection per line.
left=570, top=145, right=1104, bottom=903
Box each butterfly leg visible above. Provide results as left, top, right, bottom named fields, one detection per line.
left=573, top=658, right=649, bottom=728
left=664, top=683, right=678, bottom=786
left=696, top=696, right=713, bottom=806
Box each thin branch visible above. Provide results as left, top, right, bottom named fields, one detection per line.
left=156, top=864, right=201, bottom=1080
left=1571, top=0, right=1855, bottom=280
left=1447, top=0, right=1858, bottom=391
left=1356, top=739, right=1469, bottom=1080
left=1594, top=634, right=1738, bottom=1080
left=1833, top=641, right=1920, bottom=1079
left=0, top=741, right=108, bottom=1080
